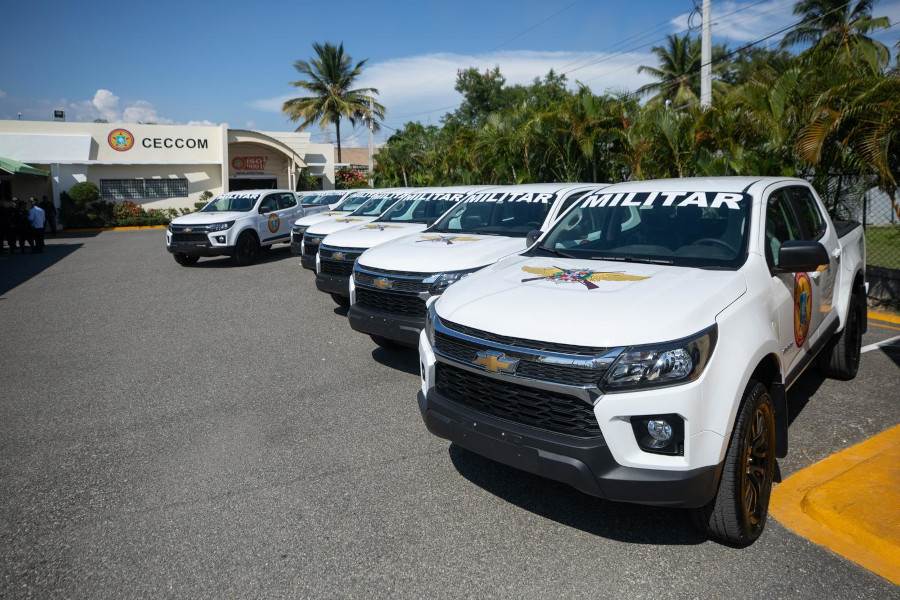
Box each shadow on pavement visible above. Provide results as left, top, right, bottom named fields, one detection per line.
left=0, top=243, right=83, bottom=296
left=189, top=246, right=296, bottom=269
left=371, top=345, right=419, bottom=376
left=785, top=369, right=827, bottom=426
left=449, top=444, right=705, bottom=545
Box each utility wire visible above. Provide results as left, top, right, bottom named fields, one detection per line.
left=490, top=0, right=581, bottom=52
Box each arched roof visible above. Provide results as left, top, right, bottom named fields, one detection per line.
left=227, top=129, right=306, bottom=167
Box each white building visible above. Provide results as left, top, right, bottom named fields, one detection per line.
left=0, top=120, right=335, bottom=210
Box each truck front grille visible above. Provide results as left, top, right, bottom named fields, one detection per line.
left=354, top=268, right=431, bottom=293
left=171, top=233, right=209, bottom=243
left=321, top=259, right=354, bottom=276
left=435, top=364, right=602, bottom=438
left=355, top=287, right=425, bottom=316
left=303, top=236, right=322, bottom=255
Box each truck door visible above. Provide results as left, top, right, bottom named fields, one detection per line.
left=786, top=185, right=838, bottom=348
left=271, top=192, right=299, bottom=240
left=764, top=187, right=806, bottom=374
left=257, top=193, right=281, bottom=242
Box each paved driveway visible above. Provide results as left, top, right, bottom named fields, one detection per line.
left=1, top=231, right=897, bottom=599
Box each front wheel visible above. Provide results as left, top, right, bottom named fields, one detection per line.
left=330, top=293, right=350, bottom=308
left=692, top=380, right=776, bottom=547
left=173, top=253, right=199, bottom=266
left=232, top=232, right=259, bottom=266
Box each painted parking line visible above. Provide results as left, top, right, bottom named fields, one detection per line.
left=771, top=425, right=900, bottom=585
left=868, top=310, right=900, bottom=325
left=861, top=334, right=900, bottom=354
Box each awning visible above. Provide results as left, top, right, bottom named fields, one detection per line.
left=0, top=156, right=50, bottom=177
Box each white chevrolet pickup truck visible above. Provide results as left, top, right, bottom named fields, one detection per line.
left=348, top=183, right=608, bottom=348
left=167, top=189, right=305, bottom=266
left=315, top=186, right=486, bottom=306
left=299, top=188, right=408, bottom=270
left=290, top=191, right=368, bottom=257
left=418, top=177, right=866, bottom=546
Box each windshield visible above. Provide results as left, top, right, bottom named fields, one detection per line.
left=200, top=192, right=259, bottom=212
left=300, top=192, right=344, bottom=206
left=429, top=190, right=559, bottom=237
left=336, top=192, right=372, bottom=213
left=376, top=192, right=466, bottom=224
left=349, top=194, right=403, bottom=217
left=536, top=190, right=751, bottom=269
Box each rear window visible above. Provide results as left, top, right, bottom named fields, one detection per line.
left=535, top=190, right=751, bottom=269
left=300, top=192, right=344, bottom=206
left=430, top=190, right=559, bottom=237
left=349, top=194, right=404, bottom=217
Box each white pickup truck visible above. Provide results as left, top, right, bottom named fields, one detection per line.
left=167, top=189, right=305, bottom=266
left=298, top=188, right=408, bottom=270
left=418, top=177, right=866, bottom=547
left=315, top=186, right=486, bottom=306
left=291, top=191, right=366, bottom=256
left=348, top=183, right=607, bottom=348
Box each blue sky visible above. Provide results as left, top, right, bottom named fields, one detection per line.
left=1, top=0, right=897, bottom=145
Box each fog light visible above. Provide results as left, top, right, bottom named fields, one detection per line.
left=215, top=235, right=225, bottom=243
left=630, top=414, right=684, bottom=456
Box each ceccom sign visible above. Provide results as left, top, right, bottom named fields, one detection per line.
left=107, top=127, right=210, bottom=152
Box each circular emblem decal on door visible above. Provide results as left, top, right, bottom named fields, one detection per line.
left=107, top=128, right=135, bottom=151
left=793, top=272, right=813, bottom=347
left=267, top=213, right=280, bottom=233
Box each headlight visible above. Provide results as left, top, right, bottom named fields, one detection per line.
left=602, top=325, right=717, bottom=392
left=424, top=267, right=482, bottom=294
left=208, top=221, right=234, bottom=232
left=425, top=299, right=439, bottom=346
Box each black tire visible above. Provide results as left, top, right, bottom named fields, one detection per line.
left=370, top=335, right=403, bottom=350
left=330, top=293, right=350, bottom=308
left=692, top=380, right=776, bottom=547
left=232, top=231, right=259, bottom=266
left=173, top=253, right=199, bottom=266
left=817, top=288, right=864, bottom=380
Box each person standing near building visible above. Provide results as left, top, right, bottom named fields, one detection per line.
left=40, top=195, right=57, bottom=235
left=27, top=197, right=45, bottom=253
left=0, top=197, right=13, bottom=254
left=12, top=198, right=29, bottom=253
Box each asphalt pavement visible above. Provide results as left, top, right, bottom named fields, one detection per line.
left=1, top=231, right=898, bottom=599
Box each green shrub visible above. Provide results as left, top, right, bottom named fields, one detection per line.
left=67, top=182, right=100, bottom=207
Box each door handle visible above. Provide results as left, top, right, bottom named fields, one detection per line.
left=831, top=247, right=842, bottom=259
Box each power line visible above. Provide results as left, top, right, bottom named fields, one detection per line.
left=490, top=0, right=581, bottom=52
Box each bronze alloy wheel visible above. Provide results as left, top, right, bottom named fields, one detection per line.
left=740, top=401, right=775, bottom=529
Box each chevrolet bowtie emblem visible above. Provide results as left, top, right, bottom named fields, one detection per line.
left=183, top=227, right=192, bottom=233
left=373, top=277, right=392, bottom=290
left=332, top=252, right=346, bottom=261
left=472, top=350, right=519, bottom=374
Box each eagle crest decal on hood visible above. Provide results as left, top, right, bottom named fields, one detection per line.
left=362, top=223, right=402, bottom=230
left=521, top=265, right=649, bottom=290
left=417, top=234, right=481, bottom=245
left=335, top=217, right=363, bottom=223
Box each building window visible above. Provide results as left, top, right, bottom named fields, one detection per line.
left=100, top=178, right=189, bottom=201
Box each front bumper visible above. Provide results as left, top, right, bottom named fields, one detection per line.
left=167, top=241, right=233, bottom=257
left=419, top=388, right=722, bottom=507
left=300, top=254, right=317, bottom=269
left=316, top=272, right=350, bottom=297
left=348, top=303, right=424, bottom=347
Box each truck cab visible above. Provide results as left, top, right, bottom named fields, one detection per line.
left=314, top=186, right=487, bottom=306
left=166, top=189, right=304, bottom=266
left=290, top=191, right=367, bottom=256
left=417, top=177, right=866, bottom=546
left=348, top=183, right=608, bottom=348
left=299, top=188, right=408, bottom=270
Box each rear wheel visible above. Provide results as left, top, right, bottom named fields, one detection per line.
left=330, top=293, right=350, bottom=308
left=692, top=380, right=776, bottom=547
left=370, top=335, right=403, bottom=351
left=818, top=288, right=864, bottom=380
left=232, top=231, right=259, bottom=266
left=173, top=253, right=199, bottom=266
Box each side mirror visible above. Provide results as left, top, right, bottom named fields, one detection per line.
left=526, top=229, right=543, bottom=246
left=259, top=206, right=272, bottom=215
left=775, top=241, right=829, bottom=273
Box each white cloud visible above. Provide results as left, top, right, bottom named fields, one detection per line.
left=671, top=0, right=797, bottom=43
left=186, top=119, right=218, bottom=126
left=91, top=89, right=120, bottom=121
left=250, top=49, right=655, bottom=135
left=0, top=89, right=7, bottom=98
left=244, top=119, right=256, bottom=129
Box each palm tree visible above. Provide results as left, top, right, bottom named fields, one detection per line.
left=283, top=42, right=385, bottom=163
left=781, top=0, right=891, bottom=66
left=637, top=34, right=704, bottom=105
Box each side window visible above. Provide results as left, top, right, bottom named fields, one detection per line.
left=789, top=187, right=826, bottom=240
left=765, top=189, right=802, bottom=269
left=258, top=195, right=279, bottom=213
left=278, top=193, right=297, bottom=210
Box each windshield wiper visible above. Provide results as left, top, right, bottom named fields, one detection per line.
left=534, top=245, right=577, bottom=258
left=590, top=255, right=674, bottom=265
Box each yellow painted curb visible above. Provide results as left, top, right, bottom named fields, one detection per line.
left=64, top=225, right=167, bottom=233
left=771, top=424, right=900, bottom=584
left=868, top=309, right=900, bottom=326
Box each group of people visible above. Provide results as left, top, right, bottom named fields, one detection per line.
left=0, top=196, right=55, bottom=254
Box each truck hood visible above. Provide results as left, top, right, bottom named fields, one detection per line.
left=357, top=233, right=526, bottom=273
left=171, top=212, right=245, bottom=225
left=321, top=222, right=426, bottom=250
left=305, top=216, right=378, bottom=236
left=436, top=256, right=747, bottom=347
left=293, top=210, right=349, bottom=227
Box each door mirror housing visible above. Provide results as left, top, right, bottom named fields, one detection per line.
left=775, top=241, right=829, bottom=273
left=526, top=229, right=543, bottom=247
left=259, top=206, right=272, bottom=215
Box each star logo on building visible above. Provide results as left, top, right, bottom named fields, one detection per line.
left=417, top=234, right=480, bottom=245
left=107, top=128, right=134, bottom=152
left=520, top=265, right=649, bottom=290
